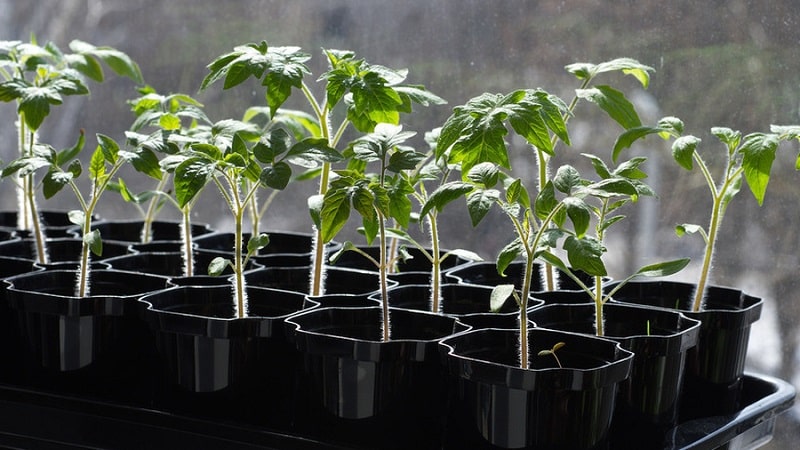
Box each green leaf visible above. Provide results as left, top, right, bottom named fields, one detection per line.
left=676, top=223, right=704, bottom=237
left=307, top=194, right=324, bottom=228
left=740, top=133, right=779, bottom=205
left=254, top=128, right=291, bottom=163
left=613, top=125, right=667, bottom=163
left=260, top=161, right=292, bottom=190
left=497, top=238, right=523, bottom=276
left=583, top=153, right=612, bottom=179
left=534, top=181, right=558, bottom=221
left=566, top=58, right=654, bottom=88
left=285, top=138, right=343, bottom=165
left=158, top=113, right=181, bottom=131
left=84, top=229, right=103, bottom=256
left=466, top=162, right=500, bottom=187
left=490, top=284, right=516, bottom=312
left=563, top=235, right=606, bottom=276
left=445, top=249, right=483, bottom=262
left=88, top=146, right=106, bottom=180
left=466, top=188, right=499, bottom=226
left=387, top=148, right=425, bottom=173
left=632, top=258, right=690, bottom=278
left=439, top=93, right=512, bottom=174
left=261, top=46, right=311, bottom=115
left=347, top=72, right=403, bottom=132
left=563, top=197, right=591, bottom=237
left=553, top=165, right=582, bottom=194
left=320, top=184, right=353, bottom=243
left=42, top=169, right=71, bottom=199
left=207, top=256, right=231, bottom=276
left=68, top=210, right=85, bottom=226
left=419, top=181, right=473, bottom=218
left=96, top=134, right=120, bottom=165
left=129, top=147, right=162, bottom=180
left=17, top=85, right=62, bottom=130
left=70, top=40, right=144, bottom=84
left=576, top=85, right=641, bottom=129
left=247, top=233, right=270, bottom=253
left=711, top=127, right=741, bottom=150
left=174, top=157, right=214, bottom=207
left=672, top=136, right=701, bottom=171
left=720, top=172, right=742, bottom=214
left=56, top=130, right=85, bottom=166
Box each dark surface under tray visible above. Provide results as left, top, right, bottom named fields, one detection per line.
left=0, top=372, right=793, bottom=450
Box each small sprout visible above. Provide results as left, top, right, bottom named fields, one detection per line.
left=646, top=319, right=651, bottom=336
left=538, top=341, right=566, bottom=368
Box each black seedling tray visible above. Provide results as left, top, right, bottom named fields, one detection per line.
left=0, top=372, right=793, bottom=449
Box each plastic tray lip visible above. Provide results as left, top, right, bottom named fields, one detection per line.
left=0, top=372, right=793, bottom=449
left=663, top=371, right=797, bottom=450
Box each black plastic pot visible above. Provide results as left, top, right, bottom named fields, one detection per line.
left=90, top=219, right=215, bottom=250
left=0, top=210, right=93, bottom=238
left=439, top=327, right=634, bottom=450
left=104, top=249, right=263, bottom=279
left=330, top=245, right=471, bottom=284
left=139, top=284, right=312, bottom=426
left=194, top=230, right=338, bottom=267
left=3, top=269, right=168, bottom=383
left=607, top=280, right=763, bottom=419
left=375, top=282, right=545, bottom=317
left=0, top=237, right=132, bottom=264
left=245, top=265, right=394, bottom=296
left=285, top=306, right=461, bottom=449
left=0, top=256, right=41, bottom=382
left=445, top=260, right=600, bottom=292
left=528, top=302, right=701, bottom=448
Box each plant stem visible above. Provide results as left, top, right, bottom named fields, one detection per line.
left=248, top=183, right=259, bottom=238
left=691, top=152, right=742, bottom=312
left=234, top=207, right=246, bottom=318
left=536, top=77, right=592, bottom=292
left=181, top=205, right=194, bottom=277
left=594, top=275, right=604, bottom=336
left=428, top=215, right=443, bottom=313
left=77, top=209, right=93, bottom=298
left=141, top=175, right=170, bottom=243
left=302, top=81, right=331, bottom=298
left=519, top=304, right=529, bottom=369
left=378, top=214, right=391, bottom=342
left=25, top=177, right=47, bottom=265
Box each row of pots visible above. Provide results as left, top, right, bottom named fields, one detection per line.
left=0, top=216, right=764, bottom=450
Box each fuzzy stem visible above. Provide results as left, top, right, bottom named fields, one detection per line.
left=594, top=275, right=605, bottom=336
left=77, top=210, right=92, bottom=297
left=379, top=215, right=391, bottom=342
left=26, top=181, right=48, bottom=265
left=141, top=175, right=170, bottom=243
left=234, top=208, right=247, bottom=318
left=519, top=302, right=529, bottom=369
left=181, top=205, right=194, bottom=277
left=428, top=215, right=443, bottom=313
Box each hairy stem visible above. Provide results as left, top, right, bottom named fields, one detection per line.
left=428, top=215, right=443, bottom=313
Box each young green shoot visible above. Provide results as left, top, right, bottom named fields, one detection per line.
left=2, top=132, right=160, bottom=297
left=173, top=127, right=339, bottom=318
left=0, top=39, right=142, bottom=263
left=614, top=118, right=800, bottom=311
left=201, top=42, right=444, bottom=300
left=537, top=341, right=566, bottom=369
left=323, top=123, right=423, bottom=341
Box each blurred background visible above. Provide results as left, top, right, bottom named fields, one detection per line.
left=2, top=1, right=799, bottom=447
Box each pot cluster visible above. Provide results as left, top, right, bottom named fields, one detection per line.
left=0, top=38, right=797, bottom=449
